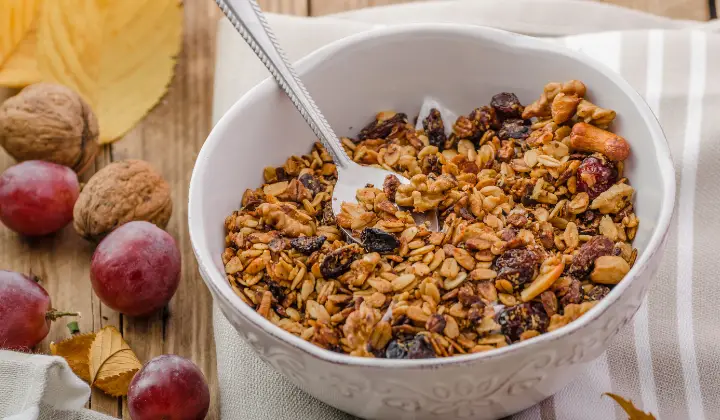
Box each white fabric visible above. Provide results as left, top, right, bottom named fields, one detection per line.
left=2, top=1, right=719, bottom=419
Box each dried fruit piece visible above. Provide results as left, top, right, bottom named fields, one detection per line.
left=51, top=332, right=97, bottom=382
left=576, top=155, right=618, bottom=199
left=569, top=235, right=614, bottom=278
left=497, top=302, right=548, bottom=343
left=495, top=248, right=540, bottom=288
left=498, top=119, right=530, bottom=141
left=423, top=108, right=447, bottom=148
left=0, top=83, right=99, bottom=173
left=298, top=173, right=323, bottom=195
left=360, top=227, right=399, bottom=253
left=320, top=245, right=360, bottom=278
left=491, top=92, right=523, bottom=119
left=290, top=235, right=326, bottom=254
left=36, top=0, right=183, bottom=143
left=358, top=112, right=407, bottom=140
left=383, top=174, right=400, bottom=202
left=73, top=160, right=172, bottom=241
left=89, top=326, right=142, bottom=397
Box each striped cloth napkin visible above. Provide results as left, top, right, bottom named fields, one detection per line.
left=210, top=2, right=720, bottom=420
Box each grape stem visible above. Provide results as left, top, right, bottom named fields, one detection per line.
left=46, top=310, right=80, bottom=321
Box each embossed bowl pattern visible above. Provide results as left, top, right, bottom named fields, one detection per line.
left=189, top=24, right=675, bottom=420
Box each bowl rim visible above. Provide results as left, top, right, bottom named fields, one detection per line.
left=189, top=22, right=676, bottom=368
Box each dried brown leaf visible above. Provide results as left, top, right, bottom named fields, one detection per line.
left=88, top=326, right=142, bottom=397
left=605, top=393, right=657, bottom=420
left=50, top=332, right=96, bottom=382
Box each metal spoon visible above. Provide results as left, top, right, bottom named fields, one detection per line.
left=214, top=0, right=439, bottom=242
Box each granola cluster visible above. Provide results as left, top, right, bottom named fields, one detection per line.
left=222, top=80, right=639, bottom=359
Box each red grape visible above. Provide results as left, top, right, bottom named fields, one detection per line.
left=0, top=270, right=77, bottom=350
left=0, top=160, right=80, bottom=236
left=90, top=221, right=180, bottom=317
left=128, top=354, right=210, bottom=420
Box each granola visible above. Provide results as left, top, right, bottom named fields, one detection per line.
left=222, top=80, right=638, bottom=359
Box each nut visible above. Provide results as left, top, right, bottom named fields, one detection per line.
left=570, top=122, right=630, bottom=161
left=0, top=83, right=99, bottom=174
left=551, top=93, right=581, bottom=124
left=73, top=160, right=172, bottom=240
left=590, top=255, right=630, bottom=284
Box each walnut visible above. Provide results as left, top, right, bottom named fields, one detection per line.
left=0, top=83, right=99, bottom=175
left=73, top=160, right=172, bottom=240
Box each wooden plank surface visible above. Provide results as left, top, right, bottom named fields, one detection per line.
left=309, top=0, right=710, bottom=20
left=0, top=0, right=711, bottom=419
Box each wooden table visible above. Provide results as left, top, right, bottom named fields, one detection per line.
left=0, top=0, right=714, bottom=418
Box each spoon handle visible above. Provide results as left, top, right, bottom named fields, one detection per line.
left=214, top=0, right=352, bottom=168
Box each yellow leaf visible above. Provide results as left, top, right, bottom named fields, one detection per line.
left=89, top=326, right=142, bottom=397
left=36, top=0, right=183, bottom=143
left=50, top=332, right=96, bottom=382
left=605, top=393, right=657, bottom=420
left=0, top=0, right=42, bottom=87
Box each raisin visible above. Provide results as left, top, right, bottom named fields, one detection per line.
left=498, top=119, right=530, bottom=141
left=569, top=236, right=613, bottom=278
left=266, top=279, right=285, bottom=302
left=407, top=335, right=436, bottom=359
left=290, top=235, right=326, bottom=254
left=469, top=106, right=500, bottom=132
left=383, top=175, right=400, bottom=202
left=360, top=228, right=399, bottom=253
left=498, top=227, right=518, bottom=242
left=358, top=113, right=407, bottom=140
left=494, top=248, right=540, bottom=288
left=586, top=285, right=611, bottom=301
left=491, top=92, right=524, bottom=119
left=560, top=278, right=583, bottom=307
left=275, top=167, right=289, bottom=181
left=423, top=108, right=447, bottom=149
left=540, top=290, right=558, bottom=317
left=298, top=173, right=324, bottom=195
left=425, top=314, right=446, bottom=334
left=320, top=246, right=360, bottom=278
left=497, top=302, right=548, bottom=343
left=385, top=339, right=409, bottom=359
left=421, top=155, right=442, bottom=175
left=576, top=155, right=618, bottom=199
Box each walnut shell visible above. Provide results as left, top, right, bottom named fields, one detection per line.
left=0, top=83, right=99, bottom=175
left=73, top=160, right=172, bottom=240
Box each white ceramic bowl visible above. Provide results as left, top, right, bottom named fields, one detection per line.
left=189, top=24, right=675, bottom=420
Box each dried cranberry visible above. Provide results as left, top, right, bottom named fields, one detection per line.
left=320, top=246, right=359, bottom=278
left=358, top=113, right=407, bottom=140
left=491, top=92, right=523, bottom=119
left=298, top=173, right=324, bottom=195
left=576, top=156, right=618, bottom=199
left=497, top=302, right=548, bottom=342
left=360, top=228, right=399, bottom=253
left=494, top=248, right=540, bottom=288
left=498, top=119, right=530, bottom=141
left=569, top=236, right=613, bottom=278
left=290, top=235, right=326, bottom=255
left=423, top=108, right=447, bottom=149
